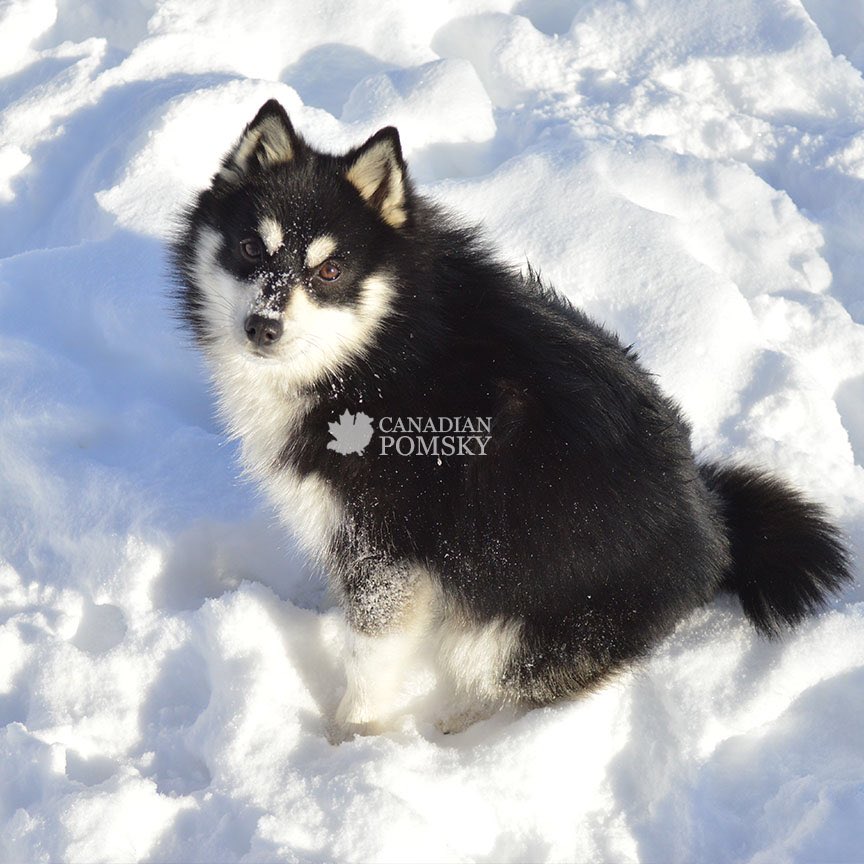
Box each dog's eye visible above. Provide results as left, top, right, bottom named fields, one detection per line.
left=239, top=237, right=263, bottom=260
left=316, top=260, right=341, bottom=282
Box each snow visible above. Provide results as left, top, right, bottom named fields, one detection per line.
left=1, top=0, right=863, bottom=861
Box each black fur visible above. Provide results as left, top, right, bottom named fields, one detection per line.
left=173, top=102, right=853, bottom=706
left=700, top=464, right=851, bottom=636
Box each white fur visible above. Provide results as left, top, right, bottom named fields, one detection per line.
left=258, top=217, right=283, bottom=255
left=212, top=359, right=339, bottom=559
left=256, top=468, right=339, bottom=560
left=436, top=614, right=523, bottom=702
left=283, top=275, right=393, bottom=384
left=215, top=360, right=340, bottom=560
left=305, top=234, right=336, bottom=269
left=334, top=628, right=417, bottom=735
left=193, top=228, right=249, bottom=341
left=430, top=615, right=523, bottom=734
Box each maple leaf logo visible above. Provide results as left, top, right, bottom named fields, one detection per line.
left=327, top=411, right=374, bottom=455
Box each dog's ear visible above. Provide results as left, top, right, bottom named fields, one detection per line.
left=344, top=127, right=408, bottom=228
left=218, top=100, right=301, bottom=183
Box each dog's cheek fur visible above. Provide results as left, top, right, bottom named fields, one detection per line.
left=190, top=226, right=250, bottom=347
left=282, top=274, right=395, bottom=384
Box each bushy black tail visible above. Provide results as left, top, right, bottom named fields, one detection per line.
left=700, top=464, right=853, bottom=636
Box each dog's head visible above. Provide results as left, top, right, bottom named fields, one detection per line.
left=175, top=100, right=411, bottom=388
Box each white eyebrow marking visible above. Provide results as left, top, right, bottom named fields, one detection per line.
left=258, top=217, right=283, bottom=255
left=305, top=234, right=337, bottom=269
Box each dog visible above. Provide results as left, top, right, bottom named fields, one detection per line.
left=173, top=100, right=851, bottom=739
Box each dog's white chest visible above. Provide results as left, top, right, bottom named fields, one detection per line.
left=214, top=362, right=343, bottom=560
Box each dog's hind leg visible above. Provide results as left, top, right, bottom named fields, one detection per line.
left=433, top=612, right=523, bottom=734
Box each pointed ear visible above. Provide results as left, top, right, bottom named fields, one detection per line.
left=345, top=127, right=408, bottom=228
left=219, top=100, right=301, bottom=183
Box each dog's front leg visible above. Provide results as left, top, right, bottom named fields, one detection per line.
left=331, top=558, right=434, bottom=742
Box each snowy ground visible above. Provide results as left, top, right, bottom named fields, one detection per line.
left=2, top=1, right=864, bottom=861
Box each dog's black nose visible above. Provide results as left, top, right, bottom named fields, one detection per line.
left=244, top=314, right=283, bottom=348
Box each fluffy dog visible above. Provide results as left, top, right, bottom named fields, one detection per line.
left=173, top=100, right=850, bottom=738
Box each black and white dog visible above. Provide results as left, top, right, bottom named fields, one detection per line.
left=173, top=100, right=851, bottom=739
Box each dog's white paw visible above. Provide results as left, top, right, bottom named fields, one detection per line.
left=330, top=691, right=386, bottom=744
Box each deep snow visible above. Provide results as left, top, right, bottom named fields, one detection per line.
left=1, top=1, right=863, bottom=862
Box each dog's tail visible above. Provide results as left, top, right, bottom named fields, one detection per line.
left=700, top=463, right=852, bottom=636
